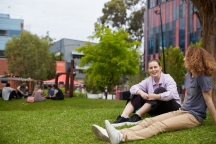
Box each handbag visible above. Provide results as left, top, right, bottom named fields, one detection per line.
left=27, top=96, right=34, bottom=103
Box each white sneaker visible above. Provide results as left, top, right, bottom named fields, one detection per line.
left=92, top=124, right=110, bottom=142
left=105, top=120, right=122, bottom=144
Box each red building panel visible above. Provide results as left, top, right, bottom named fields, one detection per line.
left=162, top=3, right=166, bottom=25
left=176, top=0, right=180, bottom=6
left=155, top=53, right=159, bottom=59
left=169, top=1, right=173, bottom=22
left=193, top=13, right=197, bottom=32
left=0, top=58, right=9, bottom=77
left=150, top=54, right=153, bottom=60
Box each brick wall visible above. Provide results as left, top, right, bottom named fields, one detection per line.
left=0, top=58, right=8, bottom=76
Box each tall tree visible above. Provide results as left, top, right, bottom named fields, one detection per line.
left=76, top=24, right=141, bottom=98
left=4, top=31, right=53, bottom=80
left=190, top=0, right=216, bottom=107
left=97, top=0, right=145, bottom=42
left=160, top=46, right=186, bottom=86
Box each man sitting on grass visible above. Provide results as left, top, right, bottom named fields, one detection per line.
left=45, top=85, right=54, bottom=98
left=2, top=83, right=18, bottom=100
left=45, top=84, right=64, bottom=100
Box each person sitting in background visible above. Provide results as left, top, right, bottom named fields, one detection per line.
left=111, top=59, right=181, bottom=127
left=32, top=85, right=45, bottom=102
left=34, top=80, right=44, bottom=90
left=45, top=85, right=54, bottom=98
left=2, top=83, right=18, bottom=100
left=17, top=83, right=28, bottom=98
left=47, top=84, right=64, bottom=100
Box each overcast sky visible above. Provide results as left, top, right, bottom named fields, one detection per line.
left=0, top=0, right=109, bottom=42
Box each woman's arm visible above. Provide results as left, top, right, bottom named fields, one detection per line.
left=203, top=90, right=216, bottom=124
left=182, top=93, right=187, bottom=104
left=32, top=88, right=38, bottom=97
left=130, top=78, right=148, bottom=95
left=159, top=77, right=179, bottom=101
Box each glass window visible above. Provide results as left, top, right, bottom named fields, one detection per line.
left=182, top=3, right=185, bottom=18
left=166, top=2, right=169, bottom=23
left=173, top=0, right=177, bottom=20
left=148, top=39, right=153, bottom=54
left=156, top=33, right=159, bottom=53
left=148, top=9, right=151, bottom=28
left=190, top=33, right=197, bottom=44
left=153, top=34, right=156, bottom=53
left=169, top=30, right=173, bottom=47
left=188, top=16, right=193, bottom=33
left=166, top=31, right=169, bottom=48
left=73, top=55, right=83, bottom=59
left=179, top=18, right=185, bottom=29
left=176, top=6, right=179, bottom=20
left=9, top=30, right=21, bottom=37
left=179, top=5, right=183, bottom=18
left=0, top=30, right=9, bottom=36
left=179, top=28, right=185, bottom=51
left=172, top=28, right=176, bottom=46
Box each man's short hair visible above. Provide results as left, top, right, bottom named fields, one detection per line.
left=6, top=83, right=10, bottom=87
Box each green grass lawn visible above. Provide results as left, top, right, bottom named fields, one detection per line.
left=0, top=97, right=215, bottom=144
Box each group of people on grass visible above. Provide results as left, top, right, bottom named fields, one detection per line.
left=2, top=80, right=64, bottom=102
left=91, top=46, right=216, bottom=144
left=1, top=46, right=216, bottom=143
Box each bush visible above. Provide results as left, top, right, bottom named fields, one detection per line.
left=73, top=92, right=86, bottom=98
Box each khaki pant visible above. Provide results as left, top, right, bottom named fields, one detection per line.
left=120, top=110, right=201, bottom=142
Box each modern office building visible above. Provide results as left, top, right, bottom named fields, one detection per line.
left=144, top=0, right=201, bottom=71
left=0, top=13, right=24, bottom=57
left=0, top=13, right=24, bottom=77
left=50, top=39, right=96, bottom=82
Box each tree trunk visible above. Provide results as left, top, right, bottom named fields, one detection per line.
left=190, top=0, right=216, bottom=108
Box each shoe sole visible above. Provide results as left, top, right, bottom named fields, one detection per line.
left=105, top=120, right=120, bottom=144
left=111, top=122, right=127, bottom=127
left=126, top=120, right=141, bottom=126
left=92, top=124, right=110, bottom=142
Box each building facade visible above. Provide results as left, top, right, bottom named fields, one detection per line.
left=0, top=13, right=24, bottom=77
left=144, top=0, right=201, bottom=71
left=0, top=13, right=24, bottom=57
left=50, top=39, right=96, bottom=82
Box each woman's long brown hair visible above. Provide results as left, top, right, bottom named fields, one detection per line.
left=185, top=46, right=216, bottom=76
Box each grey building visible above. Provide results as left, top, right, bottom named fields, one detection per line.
left=50, top=38, right=96, bottom=82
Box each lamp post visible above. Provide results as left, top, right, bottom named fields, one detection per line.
left=155, top=0, right=166, bottom=74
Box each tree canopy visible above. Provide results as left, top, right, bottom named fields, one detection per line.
left=76, top=24, right=141, bottom=95
left=160, top=46, right=186, bottom=86
left=97, top=0, right=145, bottom=42
left=4, top=31, right=56, bottom=80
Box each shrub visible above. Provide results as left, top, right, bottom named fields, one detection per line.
left=73, top=92, right=86, bottom=98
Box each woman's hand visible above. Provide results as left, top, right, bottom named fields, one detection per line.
left=137, top=90, right=148, bottom=99
left=147, top=94, right=161, bottom=100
